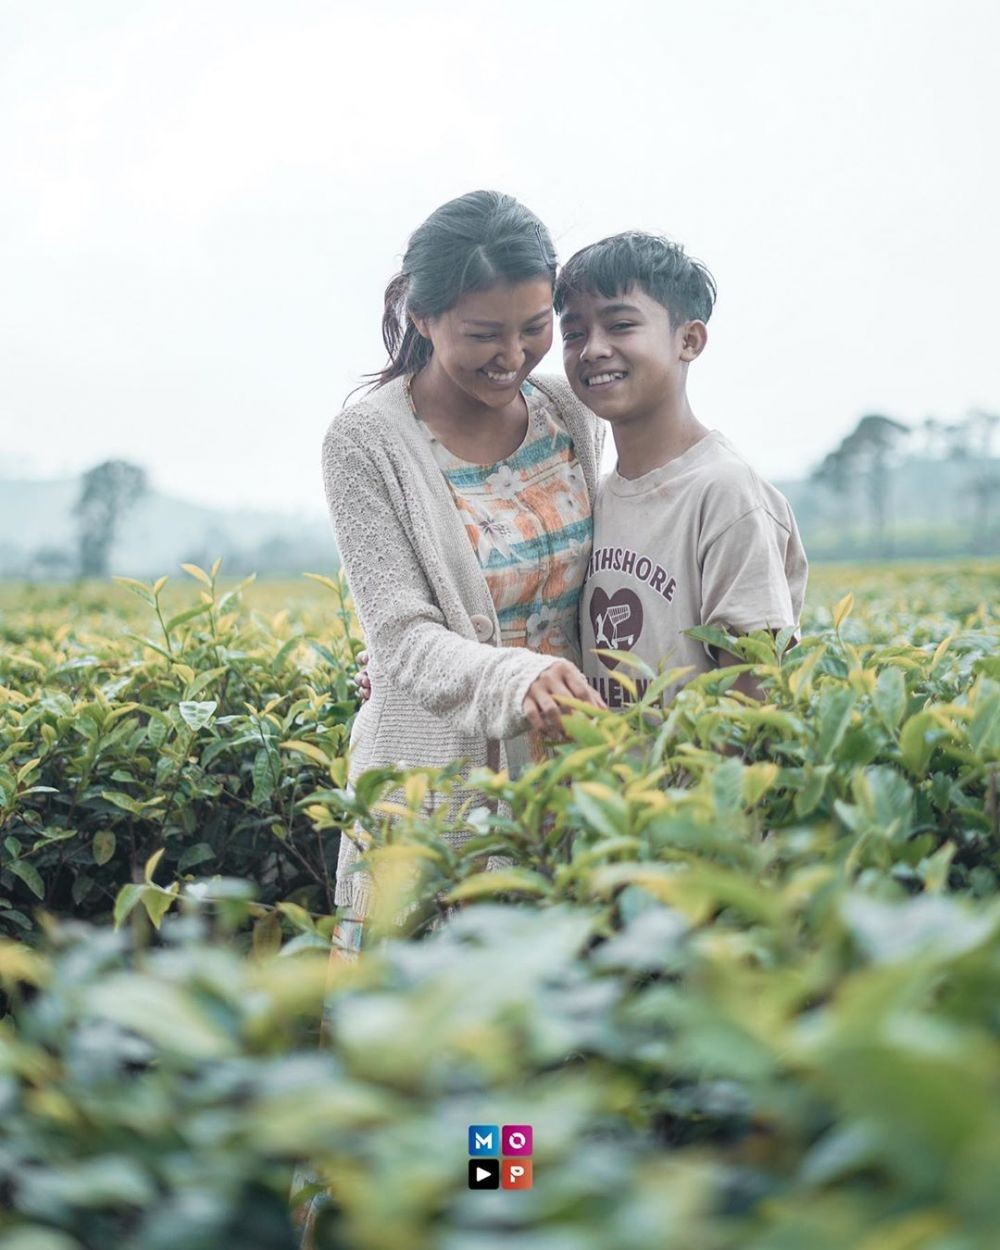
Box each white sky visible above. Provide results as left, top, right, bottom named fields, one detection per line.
left=2, top=0, right=998, bottom=515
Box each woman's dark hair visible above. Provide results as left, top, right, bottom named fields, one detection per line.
left=369, top=190, right=557, bottom=388
left=554, top=231, right=716, bottom=328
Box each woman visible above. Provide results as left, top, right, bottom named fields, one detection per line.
left=321, top=190, right=605, bottom=946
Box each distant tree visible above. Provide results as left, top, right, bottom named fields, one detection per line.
left=962, top=411, right=1000, bottom=549
left=968, top=469, right=1000, bottom=550
left=966, top=409, right=1000, bottom=458
left=919, top=416, right=947, bottom=458
left=943, top=420, right=972, bottom=461
left=845, top=414, right=910, bottom=554
left=811, top=414, right=910, bottom=556
left=74, top=460, right=148, bottom=578
left=810, top=446, right=862, bottom=546
left=32, top=545, right=76, bottom=581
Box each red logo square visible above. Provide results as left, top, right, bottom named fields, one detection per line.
left=502, top=1158, right=533, bottom=1189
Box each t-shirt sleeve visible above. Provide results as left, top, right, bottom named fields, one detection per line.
left=700, top=504, right=805, bottom=639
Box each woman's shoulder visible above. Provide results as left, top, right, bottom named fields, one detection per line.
left=323, top=376, right=409, bottom=452
left=526, top=371, right=593, bottom=423
left=527, top=372, right=605, bottom=461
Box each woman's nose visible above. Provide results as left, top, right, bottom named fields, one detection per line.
left=492, top=340, right=525, bottom=370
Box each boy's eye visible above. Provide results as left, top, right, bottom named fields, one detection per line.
left=561, top=330, right=582, bottom=343
left=609, top=321, right=635, bottom=331
left=470, top=333, right=497, bottom=341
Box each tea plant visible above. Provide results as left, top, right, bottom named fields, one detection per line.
left=0, top=567, right=359, bottom=936
left=0, top=560, right=998, bottom=1249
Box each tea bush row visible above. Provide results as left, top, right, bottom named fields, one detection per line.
left=0, top=567, right=359, bottom=939
left=0, top=562, right=998, bottom=1249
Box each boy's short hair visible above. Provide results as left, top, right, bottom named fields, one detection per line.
left=554, top=231, right=716, bottom=328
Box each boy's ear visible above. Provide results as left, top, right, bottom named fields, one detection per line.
left=679, top=320, right=708, bottom=362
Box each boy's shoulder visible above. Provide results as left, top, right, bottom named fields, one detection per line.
left=596, top=431, right=797, bottom=551
left=696, top=433, right=796, bottom=536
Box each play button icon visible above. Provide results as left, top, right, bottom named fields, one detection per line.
left=468, top=1158, right=500, bottom=1189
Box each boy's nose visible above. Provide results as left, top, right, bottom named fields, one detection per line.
left=581, top=333, right=612, bottom=360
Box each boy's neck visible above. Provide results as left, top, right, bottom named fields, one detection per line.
left=613, top=396, right=710, bottom=480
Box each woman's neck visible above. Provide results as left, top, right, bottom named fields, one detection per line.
left=409, top=362, right=528, bottom=463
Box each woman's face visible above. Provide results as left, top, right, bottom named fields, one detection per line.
left=412, top=278, right=554, bottom=408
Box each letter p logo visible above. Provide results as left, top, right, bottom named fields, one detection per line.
left=502, top=1159, right=533, bottom=1189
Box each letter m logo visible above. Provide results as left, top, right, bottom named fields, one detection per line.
left=468, top=1124, right=499, bottom=1156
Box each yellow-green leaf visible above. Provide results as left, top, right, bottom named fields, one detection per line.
left=833, top=592, right=854, bottom=631
left=280, top=739, right=332, bottom=768
left=445, top=869, right=552, bottom=902
left=93, top=830, right=116, bottom=865
left=181, top=562, right=213, bottom=587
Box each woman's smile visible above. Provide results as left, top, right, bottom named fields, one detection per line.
left=479, top=365, right=520, bottom=388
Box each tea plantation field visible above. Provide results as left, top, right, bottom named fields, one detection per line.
left=0, top=561, right=998, bottom=1250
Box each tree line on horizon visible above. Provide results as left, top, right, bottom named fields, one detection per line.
left=809, top=408, right=1000, bottom=558
left=8, top=408, right=1000, bottom=581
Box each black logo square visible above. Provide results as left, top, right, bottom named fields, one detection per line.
left=468, top=1158, right=500, bottom=1189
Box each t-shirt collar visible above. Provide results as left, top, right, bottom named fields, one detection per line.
left=608, top=429, right=724, bottom=497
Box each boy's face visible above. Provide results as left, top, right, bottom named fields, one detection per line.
left=559, top=284, right=698, bottom=424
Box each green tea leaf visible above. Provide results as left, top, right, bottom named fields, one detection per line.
left=92, top=830, right=116, bottom=865
left=873, top=665, right=907, bottom=732
left=178, top=700, right=218, bottom=731
left=815, top=689, right=857, bottom=762
left=445, top=868, right=552, bottom=902
left=9, top=859, right=44, bottom=899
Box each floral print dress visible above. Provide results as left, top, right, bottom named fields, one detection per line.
left=410, top=379, right=593, bottom=762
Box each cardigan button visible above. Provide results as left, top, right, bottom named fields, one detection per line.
left=470, top=613, right=495, bottom=642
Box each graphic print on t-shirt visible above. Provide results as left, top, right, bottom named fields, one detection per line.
left=581, top=542, right=682, bottom=707
left=581, top=432, right=808, bottom=712
left=588, top=588, right=643, bottom=669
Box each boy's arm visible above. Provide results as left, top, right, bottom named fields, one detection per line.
left=715, top=649, right=765, bottom=700
left=699, top=500, right=807, bottom=700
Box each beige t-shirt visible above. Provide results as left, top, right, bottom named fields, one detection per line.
left=580, top=430, right=808, bottom=708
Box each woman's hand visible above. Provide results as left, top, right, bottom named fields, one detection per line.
left=354, top=649, right=372, bottom=702
left=523, top=660, right=605, bottom=736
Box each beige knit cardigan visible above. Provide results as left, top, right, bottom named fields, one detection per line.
left=320, top=372, right=605, bottom=914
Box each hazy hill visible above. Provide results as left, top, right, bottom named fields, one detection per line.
left=3, top=450, right=998, bottom=579
left=0, top=477, right=337, bottom=579
left=775, top=454, right=1000, bottom=558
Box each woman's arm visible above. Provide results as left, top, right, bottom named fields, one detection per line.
left=323, top=428, right=580, bottom=740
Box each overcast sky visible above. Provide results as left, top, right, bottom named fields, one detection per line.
left=2, top=0, right=998, bottom=516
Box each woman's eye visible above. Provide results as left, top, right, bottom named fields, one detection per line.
left=610, top=322, right=635, bottom=331
left=471, top=334, right=496, bottom=341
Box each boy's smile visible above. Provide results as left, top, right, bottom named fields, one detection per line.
left=559, top=285, right=699, bottom=425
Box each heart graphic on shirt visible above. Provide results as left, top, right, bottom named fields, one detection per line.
left=589, top=588, right=644, bottom=670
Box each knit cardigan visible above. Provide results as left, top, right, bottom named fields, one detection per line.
left=320, top=372, right=605, bottom=914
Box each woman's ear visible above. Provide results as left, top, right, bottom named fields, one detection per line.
left=410, top=312, right=431, bottom=340
left=679, top=320, right=708, bottom=362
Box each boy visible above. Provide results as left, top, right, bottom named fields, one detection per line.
left=554, top=232, right=807, bottom=709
